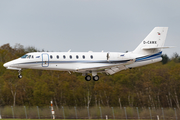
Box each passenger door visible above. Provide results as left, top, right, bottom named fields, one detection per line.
left=42, top=53, right=49, bottom=67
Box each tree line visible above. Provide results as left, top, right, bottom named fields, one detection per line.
left=0, top=43, right=180, bottom=109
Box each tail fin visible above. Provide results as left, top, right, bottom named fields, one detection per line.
left=133, top=27, right=168, bottom=55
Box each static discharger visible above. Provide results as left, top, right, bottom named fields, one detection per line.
left=51, top=101, right=55, bottom=119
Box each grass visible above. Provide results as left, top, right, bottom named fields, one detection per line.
left=0, top=106, right=179, bottom=119
left=0, top=119, right=163, bottom=120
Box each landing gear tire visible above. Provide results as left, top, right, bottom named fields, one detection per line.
left=93, top=75, right=99, bottom=81
left=18, top=74, right=22, bottom=79
left=85, top=75, right=91, bottom=81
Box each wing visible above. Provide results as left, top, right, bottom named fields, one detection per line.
left=75, top=59, right=135, bottom=75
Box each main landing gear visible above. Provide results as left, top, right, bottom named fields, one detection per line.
left=84, top=71, right=99, bottom=81
left=18, top=70, right=22, bottom=79
left=85, top=75, right=99, bottom=81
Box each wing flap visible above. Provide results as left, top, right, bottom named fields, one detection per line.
left=105, top=65, right=127, bottom=75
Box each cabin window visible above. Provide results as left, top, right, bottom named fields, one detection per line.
left=63, top=55, right=66, bottom=59
left=83, top=55, right=85, bottom=59
left=70, top=55, right=72, bottom=59
left=57, top=55, right=59, bottom=59
left=90, top=55, right=93, bottom=59
left=76, top=55, right=79, bottom=59
left=50, top=55, right=53, bottom=59
left=32, top=55, right=34, bottom=58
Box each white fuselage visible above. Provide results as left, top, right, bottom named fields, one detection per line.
left=3, top=51, right=162, bottom=74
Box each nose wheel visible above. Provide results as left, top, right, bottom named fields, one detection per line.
left=18, top=74, right=22, bottom=79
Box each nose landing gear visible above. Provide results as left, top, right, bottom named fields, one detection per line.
left=18, top=70, right=22, bottom=79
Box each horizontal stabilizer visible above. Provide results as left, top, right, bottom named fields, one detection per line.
left=142, top=46, right=175, bottom=50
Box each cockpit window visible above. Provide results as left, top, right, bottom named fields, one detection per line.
left=27, top=55, right=31, bottom=58
left=21, top=55, right=28, bottom=58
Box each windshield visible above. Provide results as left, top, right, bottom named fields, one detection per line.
left=21, top=54, right=28, bottom=58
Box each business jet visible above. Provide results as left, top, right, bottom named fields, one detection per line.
left=3, top=27, right=173, bottom=81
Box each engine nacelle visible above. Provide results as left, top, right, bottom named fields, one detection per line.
left=107, top=52, right=135, bottom=64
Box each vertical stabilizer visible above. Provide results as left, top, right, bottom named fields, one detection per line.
left=133, top=27, right=168, bottom=55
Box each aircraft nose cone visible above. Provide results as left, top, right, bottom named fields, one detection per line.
left=3, top=62, right=9, bottom=68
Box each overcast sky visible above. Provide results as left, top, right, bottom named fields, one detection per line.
left=0, top=0, right=179, bottom=57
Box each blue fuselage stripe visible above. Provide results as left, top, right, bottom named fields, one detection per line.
left=135, top=51, right=162, bottom=62
left=19, top=60, right=131, bottom=65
